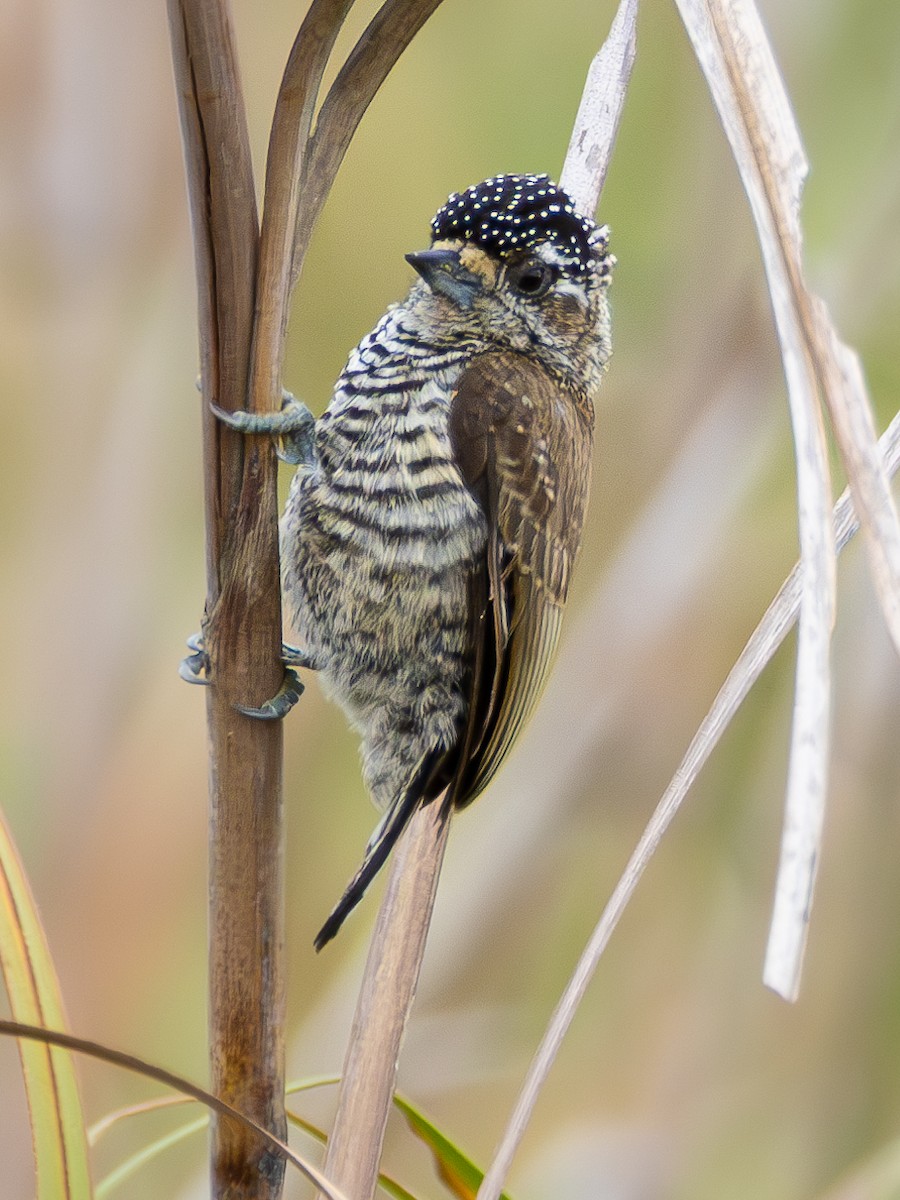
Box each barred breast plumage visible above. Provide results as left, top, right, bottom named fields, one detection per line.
left=281, top=310, right=487, bottom=816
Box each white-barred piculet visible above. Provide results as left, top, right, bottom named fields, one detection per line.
left=213, top=174, right=613, bottom=948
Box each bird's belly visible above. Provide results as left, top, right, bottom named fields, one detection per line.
left=281, top=469, right=487, bottom=739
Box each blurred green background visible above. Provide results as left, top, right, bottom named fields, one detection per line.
left=2, top=1, right=900, bottom=1197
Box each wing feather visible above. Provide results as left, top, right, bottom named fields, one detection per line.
left=448, top=352, right=595, bottom=807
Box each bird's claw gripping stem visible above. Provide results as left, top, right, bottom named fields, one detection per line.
left=179, top=631, right=209, bottom=685
left=236, top=668, right=304, bottom=721
left=211, top=390, right=316, bottom=465
left=280, top=643, right=319, bottom=670
left=179, top=633, right=311, bottom=719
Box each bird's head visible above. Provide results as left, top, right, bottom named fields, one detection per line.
left=404, top=174, right=614, bottom=393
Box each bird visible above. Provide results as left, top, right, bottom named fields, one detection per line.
left=216, top=173, right=613, bottom=948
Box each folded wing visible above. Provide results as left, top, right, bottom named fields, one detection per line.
left=448, top=351, right=595, bottom=806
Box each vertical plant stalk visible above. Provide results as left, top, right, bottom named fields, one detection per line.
left=320, top=804, right=451, bottom=1200
left=473, top=11, right=636, bottom=1200
left=167, top=3, right=287, bottom=1197
left=673, top=0, right=892, bottom=1000
left=167, top=2, right=450, bottom=1195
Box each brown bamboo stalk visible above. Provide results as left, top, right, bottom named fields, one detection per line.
left=319, top=802, right=451, bottom=1200
left=167, top=3, right=287, bottom=1197
left=172, top=4, right=454, bottom=1197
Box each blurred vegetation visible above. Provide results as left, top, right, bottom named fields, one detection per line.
left=1, top=1, right=899, bottom=1198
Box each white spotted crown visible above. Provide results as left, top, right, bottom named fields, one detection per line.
left=430, top=173, right=608, bottom=276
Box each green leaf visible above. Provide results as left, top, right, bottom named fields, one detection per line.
left=0, top=809, right=93, bottom=1198
left=88, top=1095, right=195, bottom=1146
left=286, top=1073, right=343, bottom=1096
left=394, top=1094, right=513, bottom=1200
left=95, top=1115, right=207, bottom=1199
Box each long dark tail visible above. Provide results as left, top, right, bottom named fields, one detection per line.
left=314, top=748, right=444, bottom=950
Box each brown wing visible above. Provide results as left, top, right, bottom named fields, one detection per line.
left=447, top=351, right=595, bottom=808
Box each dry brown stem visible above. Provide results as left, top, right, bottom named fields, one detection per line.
left=167, top=1, right=286, bottom=1195
left=168, top=2, right=453, bottom=1196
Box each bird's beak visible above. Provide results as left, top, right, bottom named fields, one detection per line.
left=405, top=248, right=482, bottom=310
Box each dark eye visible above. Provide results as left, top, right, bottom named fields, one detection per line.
left=509, top=261, right=556, bottom=298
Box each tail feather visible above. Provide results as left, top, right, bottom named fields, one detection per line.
left=314, top=747, right=443, bottom=950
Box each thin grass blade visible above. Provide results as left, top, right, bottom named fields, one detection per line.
left=0, top=1018, right=350, bottom=1200
left=816, top=1134, right=900, bottom=1200
left=0, top=811, right=92, bottom=1199
left=808, top=299, right=900, bottom=656
left=95, top=1115, right=208, bottom=1200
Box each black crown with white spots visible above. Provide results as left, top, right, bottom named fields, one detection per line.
left=431, top=173, right=607, bottom=276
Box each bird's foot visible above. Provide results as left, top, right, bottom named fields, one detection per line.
left=238, top=641, right=321, bottom=719
left=212, top=390, right=316, bottom=465
left=179, top=631, right=209, bottom=685
left=237, top=668, right=304, bottom=721
left=280, top=642, right=319, bottom=670
left=180, top=633, right=311, bottom=720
